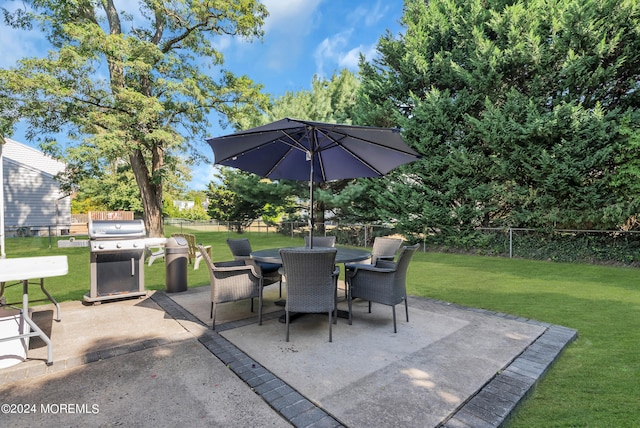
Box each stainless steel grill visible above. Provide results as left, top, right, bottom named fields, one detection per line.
left=84, top=220, right=147, bottom=304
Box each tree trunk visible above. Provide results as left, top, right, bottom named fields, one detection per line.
left=130, top=148, right=164, bottom=237
left=316, top=200, right=326, bottom=234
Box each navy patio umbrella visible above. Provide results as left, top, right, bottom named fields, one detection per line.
left=206, top=117, right=421, bottom=247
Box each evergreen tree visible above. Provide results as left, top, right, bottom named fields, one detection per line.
left=357, top=0, right=640, bottom=238
left=206, top=168, right=297, bottom=232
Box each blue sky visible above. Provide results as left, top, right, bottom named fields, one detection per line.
left=0, top=0, right=405, bottom=190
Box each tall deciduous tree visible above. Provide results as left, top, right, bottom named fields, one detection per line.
left=0, top=0, right=269, bottom=236
left=357, top=0, right=640, bottom=239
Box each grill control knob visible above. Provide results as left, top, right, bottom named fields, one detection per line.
left=116, top=242, right=122, bottom=249
left=98, top=244, right=105, bottom=250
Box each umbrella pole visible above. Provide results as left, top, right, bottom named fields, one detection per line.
left=309, top=152, right=314, bottom=249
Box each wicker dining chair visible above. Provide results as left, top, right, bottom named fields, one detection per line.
left=198, top=245, right=263, bottom=330
left=342, top=236, right=403, bottom=298
left=279, top=248, right=339, bottom=342
left=226, top=238, right=283, bottom=297
left=304, top=235, right=336, bottom=248
left=370, top=237, right=403, bottom=264
left=346, top=244, right=419, bottom=333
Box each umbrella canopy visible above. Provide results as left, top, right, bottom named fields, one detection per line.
left=206, top=117, right=421, bottom=246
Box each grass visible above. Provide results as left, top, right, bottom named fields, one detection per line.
left=2, top=227, right=639, bottom=426
left=1, top=226, right=305, bottom=303
left=412, top=253, right=640, bottom=427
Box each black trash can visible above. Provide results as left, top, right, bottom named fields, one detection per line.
left=165, top=236, right=188, bottom=292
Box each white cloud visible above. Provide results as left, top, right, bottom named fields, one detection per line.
left=348, top=0, right=390, bottom=27
left=314, top=33, right=381, bottom=77
left=212, top=34, right=233, bottom=53
left=252, top=0, right=324, bottom=73
left=311, top=0, right=400, bottom=78
left=188, top=164, right=217, bottom=191
left=360, top=42, right=381, bottom=62
left=314, top=30, right=352, bottom=77
left=0, top=23, right=48, bottom=69
left=261, top=0, right=323, bottom=36
left=316, top=41, right=379, bottom=75
left=338, top=47, right=360, bottom=69
left=209, top=0, right=324, bottom=75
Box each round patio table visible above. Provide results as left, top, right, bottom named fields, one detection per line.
left=250, top=246, right=370, bottom=265
left=251, top=246, right=371, bottom=323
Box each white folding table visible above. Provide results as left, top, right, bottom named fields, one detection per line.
left=0, top=255, right=68, bottom=365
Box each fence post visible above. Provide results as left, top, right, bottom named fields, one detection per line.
left=364, top=225, right=368, bottom=248
left=509, top=227, right=513, bottom=258
left=423, top=227, right=427, bottom=252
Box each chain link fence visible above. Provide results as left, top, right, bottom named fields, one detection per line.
left=424, top=227, right=640, bottom=265
left=163, top=219, right=640, bottom=264
left=5, top=225, right=69, bottom=238
left=165, top=218, right=399, bottom=247
left=9, top=219, right=640, bottom=265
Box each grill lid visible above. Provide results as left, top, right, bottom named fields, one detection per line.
left=89, top=219, right=146, bottom=239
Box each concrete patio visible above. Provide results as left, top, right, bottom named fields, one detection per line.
left=0, top=282, right=576, bottom=427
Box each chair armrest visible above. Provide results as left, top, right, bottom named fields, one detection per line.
left=344, top=263, right=368, bottom=270
left=213, top=260, right=245, bottom=268
left=213, top=260, right=260, bottom=277
left=347, top=263, right=395, bottom=272
left=347, top=263, right=395, bottom=278
left=374, top=260, right=396, bottom=269
left=243, top=258, right=271, bottom=278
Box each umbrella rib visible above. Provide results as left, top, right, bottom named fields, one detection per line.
left=281, top=130, right=311, bottom=153
left=310, top=127, right=328, bottom=182
left=314, top=128, right=386, bottom=176
left=294, top=118, right=401, bottom=134
left=319, top=128, right=417, bottom=155
left=263, top=132, right=309, bottom=177
left=215, top=145, right=264, bottom=163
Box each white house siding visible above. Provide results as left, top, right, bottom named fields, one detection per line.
left=2, top=138, right=71, bottom=235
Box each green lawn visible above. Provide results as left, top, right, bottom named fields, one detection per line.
left=413, top=253, right=640, bottom=427
left=2, top=227, right=639, bottom=426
